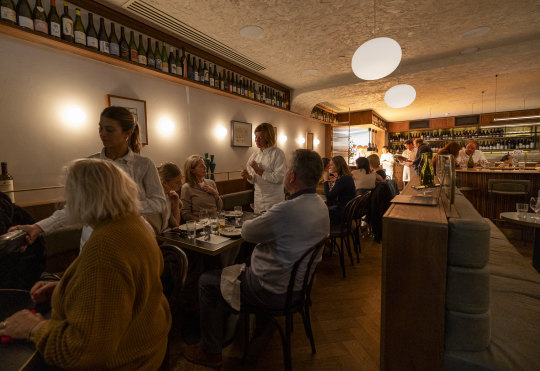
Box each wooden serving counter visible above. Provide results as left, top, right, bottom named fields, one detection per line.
left=456, top=168, right=540, bottom=219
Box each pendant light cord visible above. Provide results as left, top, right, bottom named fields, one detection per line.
left=373, top=0, right=376, bottom=35
left=494, top=74, right=498, bottom=114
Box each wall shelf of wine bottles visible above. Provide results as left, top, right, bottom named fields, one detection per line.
left=310, top=105, right=337, bottom=124
left=388, top=124, right=538, bottom=154
left=1, top=0, right=291, bottom=110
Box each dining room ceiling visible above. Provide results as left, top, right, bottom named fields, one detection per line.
left=97, top=0, right=540, bottom=123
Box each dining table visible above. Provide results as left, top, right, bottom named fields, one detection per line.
left=500, top=211, right=540, bottom=272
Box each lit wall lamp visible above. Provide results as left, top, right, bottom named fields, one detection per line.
left=296, top=136, right=306, bottom=145
left=314, top=138, right=320, bottom=146
left=215, top=125, right=228, bottom=138
left=158, top=117, right=174, bottom=136
left=279, top=134, right=287, bottom=144
left=62, top=106, right=86, bottom=126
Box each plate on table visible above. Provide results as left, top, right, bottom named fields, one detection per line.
left=224, top=211, right=243, bottom=218
left=220, top=227, right=242, bottom=237
left=177, top=222, right=206, bottom=231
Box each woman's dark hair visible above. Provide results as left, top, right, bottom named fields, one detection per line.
left=100, top=106, right=142, bottom=153
left=331, top=156, right=351, bottom=176
left=322, top=157, right=330, bottom=170
left=355, top=157, right=371, bottom=173
left=501, top=154, right=512, bottom=162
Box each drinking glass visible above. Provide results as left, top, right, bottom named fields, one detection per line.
left=186, top=220, right=197, bottom=240
left=516, top=203, right=529, bottom=218
left=199, top=209, right=209, bottom=236
left=234, top=206, right=243, bottom=226
left=530, top=197, right=540, bottom=218
left=209, top=217, right=218, bottom=234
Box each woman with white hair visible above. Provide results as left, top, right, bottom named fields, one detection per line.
left=0, top=159, right=171, bottom=369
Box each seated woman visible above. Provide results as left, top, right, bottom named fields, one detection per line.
left=367, top=154, right=387, bottom=181
left=432, top=141, right=461, bottom=172
left=0, top=159, right=171, bottom=369
left=158, top=162, right=183, bottom=229
left=498, top=154, right=513, bottom=167
left=351, top=157, right=380, bottom=195
left=323, top=156, right=356, bottom=225
left=181, top=155, right=223, bottom=221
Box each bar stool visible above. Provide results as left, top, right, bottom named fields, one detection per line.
left=487, top=179, right=531, bottom=225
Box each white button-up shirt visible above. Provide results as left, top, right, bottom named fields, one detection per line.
left=246, top=146, right=286, bottom=213
left=457, top=149, right=487, bottom=165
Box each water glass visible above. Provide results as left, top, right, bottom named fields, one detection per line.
left=234, top=206, right=243, bottom=226
left=199, top=209, right=209, bottom=236
left=516, top=203, right=529, bottom=218
left=530, top=197, right=540, bottom=218
left=186, top=220, right=197, bottom=240
left=209, top=217, right=218, bottom=234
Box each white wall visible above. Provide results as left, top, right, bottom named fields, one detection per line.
left=0, top=34, right=325, bottom=204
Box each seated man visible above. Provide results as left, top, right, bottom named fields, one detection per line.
left=184, top=149, right=330, bottom=368
left=457, top=140, right=487, bottom=167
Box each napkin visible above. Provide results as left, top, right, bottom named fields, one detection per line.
left=196, top=234, right=230, bottom=244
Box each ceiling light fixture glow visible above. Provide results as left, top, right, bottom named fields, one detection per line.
left=351, top=37, right=402, bottom=80
left=239, top=25, right=264, bottom=39
left=303, top=69, right=318, bottom=75
left=493, top=115, right=540, bottom=122
left=461, top=26, right=491, bottom=39
left=384, top=84, right=416, bottom=108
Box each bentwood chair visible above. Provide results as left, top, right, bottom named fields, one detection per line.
left=240, top=237, right=327, bottom=371
left=159, top=244, right=189, bottom=371
left=349, top=192, right=372, bottom=263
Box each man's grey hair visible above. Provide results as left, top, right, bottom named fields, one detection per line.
left=290, top=149, right=323, bottom=188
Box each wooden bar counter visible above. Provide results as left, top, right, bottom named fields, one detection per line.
left=456, top=168, right=540, bottom=219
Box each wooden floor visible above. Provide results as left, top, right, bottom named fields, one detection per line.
left=169, top=238, right=382, bottom=371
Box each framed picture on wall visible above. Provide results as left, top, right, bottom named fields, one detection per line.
left=306, top=132, right=314, bottom=150
left=231, top=120, right=252, bottom=147
left=107, top=94, right=148, bottom=145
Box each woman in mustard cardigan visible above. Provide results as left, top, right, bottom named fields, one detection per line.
left=0, top=159, right=171, bottom=370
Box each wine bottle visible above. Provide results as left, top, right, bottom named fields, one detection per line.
left=213, top=65, right=218, bottom=88
left=227, top=71, right=232, bottom=92
left=16, top=0, right=33, bottom=30
left=137, top=35, right=146, bottom=65
left=192, top=56, right=198, bottom=81
left=203, top=61, right=209, bottom=85
left=128, top=31, right=137, bottom=62
left=239, top=77, right=244, bottom=96
left=32, top=0, right=47, bottom=34
left=168, top=47, right=176, bottom=74
left=0, top=162, right=15, bottom=203
left=186, top=54, right=192, bottom=79
left=218, top=71, right=223, bottom=90
left=154, top=41, right=162, bottom=70
left=47, top=0, right=61, bottom=38
left=85, top=13, right=98, bottom=50
left=231, top=72, right=236, bottom=93
left=467, top=153, right=474, bottom=168
left=197, top=59, right=203, bottom=82
left=175, top=49, right=181, bottom=75
left=146, top=37, right=155, bottom=68
left=108, top=22, right=119, bottom=56
left=180, top=47, right=186, bottom=77
left=161, top=44, right=168, bottom=72
left=60, top=1, right=73, bottom=42
left=119, top=27, right=129, bottom=60
left=1, top=0, right=16, bottom=24
left=73, top=8, right=85, bottom=45
left=98, top=17, right=109, bottom=54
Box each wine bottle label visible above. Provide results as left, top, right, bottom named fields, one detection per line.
left=0, top=180, right=14, bottom=203
left=74, top=31, right=86, bottom=45
left=109, top=42, right=119, bottom=56
left=220, top=81, right=225, bottom=90
left=99, top=40, right=109, bottom=53
left=1, top=7, right=16, bottom=23
left=194, top=71, right=199, bottom=81
left=138, top=54, right=147, bottom=65
left=155, top=59, right=162, bottom=70
left=34, top=19, right=48, bottom=33
left=62, top=19, right=73, bottom=36
left=130, top=49, right=138, bottom=62
left=209, top=77, right=214, bottom=86
left=50, top=22, right=61, bottom=37
left=87, top=36, right=98, bottom=49
left=170, top=63, right=177, bottom=74
left=18, top=16, right=34, bottom=30
left=147, top=57, right=155, bottom=68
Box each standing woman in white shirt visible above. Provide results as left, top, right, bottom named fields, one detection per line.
left=11, top=106, right=167, bottom=246
left=399, top=139, right=416, bottom=185
left=241, top=123, right=286, bottom=213
left=380, top=146, right=395, bottom=179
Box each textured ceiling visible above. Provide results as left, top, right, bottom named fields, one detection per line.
left=98, top=0, right=540, bottom=122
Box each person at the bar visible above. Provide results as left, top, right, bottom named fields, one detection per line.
left=323, top=155, right=355, bottom=225
left=380, top=146, right=395, bottom=179
left=181, top=155, right=223, bottom=221
left=10, top=106, right=166, bottom=245
left=498, top=154, right=514, bottom=167
left=457, top=140, right=487, bottom=167
left=0, top=159, right=171, bottom=369
left=157, top=162, right=183, bottom=228
left=432, top=141, right=461, bottom=172
left=241, top=123, right=286, bottom=213
left=184, top=149, right=330, bottom=368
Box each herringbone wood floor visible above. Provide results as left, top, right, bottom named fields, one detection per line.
left=169, top=238, right=382, bottom=371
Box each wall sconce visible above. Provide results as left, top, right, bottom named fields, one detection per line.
left=297, top=136, right=306, bottom=145
left=158, top=117, right=174, bottom=136
left=314, top=138, right=320, bottom=146
left=62, top=106, right=86, bottom=126
left=279, top=134, right=287, bottom=144
left=215, top=126, right=228, bottom=138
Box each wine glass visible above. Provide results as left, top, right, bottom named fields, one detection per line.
left=199, top=209, right=209, bottom=235
left=530, top=197, right=540, bottom=219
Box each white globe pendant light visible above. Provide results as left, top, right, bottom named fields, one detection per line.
left=351, top=37, right=402, bottom=80
left=385, top=84, right=416, bottom=108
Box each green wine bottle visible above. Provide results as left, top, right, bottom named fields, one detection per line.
left=146, top=37, right=155, bottom=68
left=420, top=152, right=435, bottom=186
left=213, top=65, right=219, bottom=89
left=47, top=0, right=61, bottom=38
left=137, top=34, right=146, bottom=65
left=179, top=47, right=186, bottom=77
left=168, top=47, right=176, bottom=74
left=119, top=27, right=129, bottom=60
left=60, top=1, right=73, bottom=42
left=73, top=8, right=85, bottom=45
left=129, top=31, right=137, bottom=62
left=209, top=64, right=215, bottom=87
left=1, top=0, right=17, bottom=24
left=174, top=49, right=181, bottom=75
left=32, top=0, right=47, bottom=34
left=86, top=13, right=98, bottom=50
left=203, top=61, right=209, bottom=85
left=467, top=153, right=474, bottom=168
left=108, top=23, right=119, bottom=56
left=161, top=44, right=168, bottom=72
left=16, top=0, right=33, bottom=30
left=0, top=162, right=15, bottom=203
left=192, top=56, right=198, bottom=81
left=154, top=41, right=162, bottom=70
left=98, top=17, right=109, bottom=54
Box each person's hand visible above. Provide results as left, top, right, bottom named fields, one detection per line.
left=202, top=185, right=219, bottom=197
left=8, top=224, right=43, bottom=245
left=241, top=168, right=252, bottom=181
left=167, top=190, right=179, bottom=202
left=249, top=161, right=264, bottom=176
left=30, top=281, right=59, bottom=304
left=0, top=309, right=44, bottom=340
left=323, top=171, right=329, bottom=182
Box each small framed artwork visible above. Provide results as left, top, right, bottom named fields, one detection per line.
left=306, top=132, right=314, bottom=150
left=107, top=94, right=148, bottom=145
left=231, top=120, right=252, bottom=147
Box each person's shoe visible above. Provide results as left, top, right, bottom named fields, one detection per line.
left=184, top=344, right=223, bottom=368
